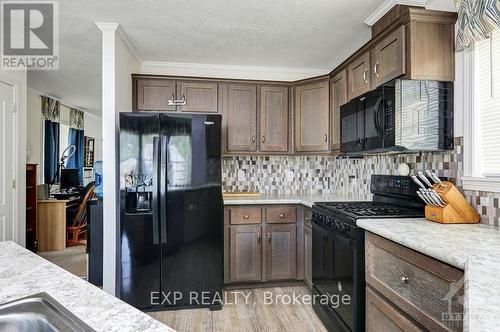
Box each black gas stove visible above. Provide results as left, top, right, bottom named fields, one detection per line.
left=311, top=175, right=425, bottom=332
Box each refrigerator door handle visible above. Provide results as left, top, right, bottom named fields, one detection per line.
left=160, top=135, right=168, bottom=244
left=152, top=137, right=160, bottom=245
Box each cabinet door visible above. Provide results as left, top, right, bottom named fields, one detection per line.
left=294, top=81, right=329, bottom=152
left=260, top=86, right=289, bottom=152
left=304, top=226, right=312, bottom=288
left=372, top=26, right=406, bottom=88
left=136, top=79, right=176, bottom=111
left=366, top=287, right=424, bottom=332
left=331, top=70, right=347, bottom=151
left=177, top=81, right=218, bottom=113
left=264, top=224, right=296, bottom=280
left=227, top=84, right=257, bottom=151
left=230, top=225, right=262, bottom=282
left=347, top=52, right=371, bottom=100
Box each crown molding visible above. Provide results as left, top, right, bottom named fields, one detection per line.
left=140, top=61, right=329, bottom=82
left=116, top=26, right=141, bottom=65
left=94, top=22, right=119, bottom=31
left=364, top=0, right=428, bottom=26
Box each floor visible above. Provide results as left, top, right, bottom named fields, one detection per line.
left=39, top=248, right=326, bottom=332
left=148, top=286, right=327, bottom=332
left=38, top=245, right=87, bottom=279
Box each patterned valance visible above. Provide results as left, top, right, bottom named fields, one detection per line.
left=455, top=0, right=500, bottom=51
left=69, top=108, right=84, bottom=130
left=41, top=96, right=60, bottom=122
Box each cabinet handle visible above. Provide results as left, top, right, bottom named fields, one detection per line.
left=363, top=69, right=368, bottom=83
left=167, top=94, right=186, bottom=106
left=243, top=214, right=249, bottom=219
left=374, top=62, right=380, bottom=77
left=251, top=135, right=256, bottom=143
left=167, top=94, right=175, bottom=106
left=305, top=217, right=310, bottom=221
left=267, top=233, right=272, bottom=244
left=279, top=213, right=285, bottom=219
left=324, top=134, right=328, bottom=142
left=401, top=275, right=409, bottom=284
left=262, top=135, right=265, bottom=144
left=257, top=233, right=261, bottom=244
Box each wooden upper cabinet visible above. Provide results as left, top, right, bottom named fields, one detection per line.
left=294, top=80, right=329, bottom=152
left=264, top=224, right=296, bottom=281
left=331, top=70, right=347, bottom=151
left=407, top=19, right=455, bottom=81
left=136, top=79, right=176, bottom=111
left=371, top=25, right=406, bottom=88
left=177, top=81, right=218, bottom=113
left=259, top=86, right=289, bottom=152
left=227, top=84, right=257, bottom=152
left=230, top=225, right=262, bottom=282
left=348, top=52, right=371, bottom=100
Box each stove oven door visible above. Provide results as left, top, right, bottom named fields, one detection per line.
left=312, top=220, right=363, bottom=331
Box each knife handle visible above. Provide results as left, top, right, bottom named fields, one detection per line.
left=417, top=171, right=433, bottom=188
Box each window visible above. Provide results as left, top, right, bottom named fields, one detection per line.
left=475, top=30, right=500, bottom=176
left=59, top=123, right=70, bottom=160
left=462, top=29, right=500, bottom=192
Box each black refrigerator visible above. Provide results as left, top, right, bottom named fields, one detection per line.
left=118, top=112, right=223, bottom=311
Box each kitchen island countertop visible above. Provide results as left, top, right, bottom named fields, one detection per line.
left=0, top=241, right=174, bottom=332
left=357, top=218, right=500, bottom=332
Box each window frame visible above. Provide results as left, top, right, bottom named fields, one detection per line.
left=462, top=38, right=500, bottom=193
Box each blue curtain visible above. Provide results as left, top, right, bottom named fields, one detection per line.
left=44, top=120, right=60, bottom=184
left=66, top=128, right=85, bottom=184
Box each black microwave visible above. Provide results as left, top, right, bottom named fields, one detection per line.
left=340, top=80, right=454, bottom=155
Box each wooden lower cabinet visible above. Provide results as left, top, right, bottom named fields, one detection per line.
left=366, top=287, right=424, bottom=332
left=303, top=226, right=312, bottom=288
left=264, top=224, right=296, bottom=280
left=366, top=232, right=464, bottom=332
left=230, top=225, right=262, bottom=282
left=226, top=205, right=300, bottom=284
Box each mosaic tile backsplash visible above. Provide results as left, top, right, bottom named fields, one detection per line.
left=222, top=137, right=499, bottom=225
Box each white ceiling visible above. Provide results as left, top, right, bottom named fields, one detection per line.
left=28, top=0, right=390, bottom=115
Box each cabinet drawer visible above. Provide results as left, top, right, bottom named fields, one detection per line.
left=229, top=207, right=262, bottom=225
left=366, top=287, right=424, bottom=332
left=266, top=206, right=297, bottom=224
left=366, top=233, right=464, bottom=332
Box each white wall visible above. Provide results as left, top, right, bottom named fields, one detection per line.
left=0, top=69, right=27, bottom=246
left=98, top=23, right=140, bottom=295
left=84, top=113, right=103, bottom=161
left=26, top=90, right=44, bottom=183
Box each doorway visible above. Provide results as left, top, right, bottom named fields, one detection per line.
left=0, top=80, right=16, bottom=242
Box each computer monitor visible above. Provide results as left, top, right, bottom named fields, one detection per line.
left=60, top=169, right=79, bottom=190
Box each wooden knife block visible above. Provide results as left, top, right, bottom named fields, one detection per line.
left=424, top=181, right=480, bottom=224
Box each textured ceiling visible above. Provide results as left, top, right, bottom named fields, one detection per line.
left=27, top=0, right=388, bottom=115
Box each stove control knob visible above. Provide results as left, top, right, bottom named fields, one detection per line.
left=313, top=212, right=319, bottom=220
left=334, top=221, right=341, bottom=231
left=339, top=224, right=348, bottom=232
left=327, top=218, right=334, bottom=226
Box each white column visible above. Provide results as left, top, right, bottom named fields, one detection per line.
left=95, top=22, right=119, bottom=295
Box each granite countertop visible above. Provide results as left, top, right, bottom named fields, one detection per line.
left=223, top=193, right=364, bottom=207
left=357, top=218, right=500, bottom=332
left=0, top=241, right=173, bottom=332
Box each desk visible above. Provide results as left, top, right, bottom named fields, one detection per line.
left=37, top=198, right=80, bottom=252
